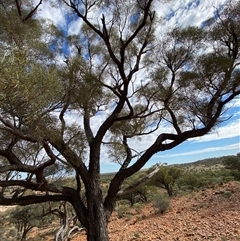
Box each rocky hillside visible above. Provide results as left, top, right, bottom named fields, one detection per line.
left=72, top=181, right=240, bottom=241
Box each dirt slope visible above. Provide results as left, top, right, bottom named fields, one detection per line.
left=71, top=181, right=240, bottom=241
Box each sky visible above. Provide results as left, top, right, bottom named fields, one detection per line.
left=35, top=0, right=240, bottom=173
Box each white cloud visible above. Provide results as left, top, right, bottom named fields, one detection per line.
left=225, top=98, right=240, bottom=109
left=68, top=18, right=83, bottom=36
left=36, top=1, right=67, bottom=27
left=154, top=0, right=235, bottom=36
left=192, top=119, right=240, bottom=143
left=155, top=143, right=239, bottom=159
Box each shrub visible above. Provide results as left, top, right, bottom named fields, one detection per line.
left=8, top=229, right=17, bottom=238
left=224, top=190, right=232, bottom=198
left=223, top=156, right=240, bottom=180
left=177, top=168, right=235, bottom=191
left=177, top=173, right=200, bottom=190
left=152, top=192, right=170, bottom=214
left=133, top=203, right=145, bottom=213
left=116, top=204, right=130, bottom=218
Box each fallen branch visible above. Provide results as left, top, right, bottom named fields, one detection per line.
left=117, top=163, right=162, bottom=196
left=68, top=226, right=86, bottom=238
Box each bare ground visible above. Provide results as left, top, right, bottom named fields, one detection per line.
left=71, top=181, right=240, bottom=241
left=3, top=181, right=239, bottom=241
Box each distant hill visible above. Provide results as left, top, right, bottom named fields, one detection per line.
left=174, top=155, right=236, bottom=170
left=100, top=155, right=237, bottom=176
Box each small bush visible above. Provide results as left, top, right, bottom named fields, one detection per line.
left=133, top=203, right=145, bottom=213
left=116, top=204, right=130, bottom=218
left=133, top=232, right=140, bottom=238
left=224, top=190, right=232, bottom=198
left=8, top=229, right=17, bottom=237
left=152, top=193, right=170, bottom=214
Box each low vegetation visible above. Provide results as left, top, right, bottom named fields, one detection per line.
left=152, top=192, right=170, bottom=213
left=0, top=154, right=239, bottom=240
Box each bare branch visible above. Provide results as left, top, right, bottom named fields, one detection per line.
left=117, top=163, right=162, bottom=196
left=0, top=194, right=69, bottom=206
left=0, top=149, right=22, bottom=165
left=0, top=115, right=37, bottom=142
left=165, top=106, right=182, bottom=135
left=14, top=0, right=21, bottom=17
left=0, top=164, right=37, bottom=173
left=22, top=0, right=43, bottom=22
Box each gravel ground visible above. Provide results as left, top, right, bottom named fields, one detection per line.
left=71, top=181, right=240, bottom=241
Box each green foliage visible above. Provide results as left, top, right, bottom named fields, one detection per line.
left=7, top=204, right=55, bottom=241
left=118, top=185, right=148, bottom=206
left=118, top=171, right=150, bottom=206
left=152, top=192, right=170, bottom=214
left=178, top=172, right=200, bottom=190
left=223, top=156, right=240, bottom=180
left=0, top=1, right=63, bottom=141
left=177, top=167, right=235, bottom=191
left=100, top=173, right=115, bottom=183
left=150, top=166, right=182, bottom=196
left=0, top=0, right=239, bottom=239
left=179, top=156, right=228, bottom=168
left=133, top=232, right=140, bottom=238
left=115, top=203, right=131, bottom=218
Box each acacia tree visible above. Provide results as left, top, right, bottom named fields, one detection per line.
left=223, top=154, right=240, bottom=180
left=150, top=166, right=182, bottom=196
left=9, top=204, right=56, bottom=241
left=0, top=1, right=240, bottom=241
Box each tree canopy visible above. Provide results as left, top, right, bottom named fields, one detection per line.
left=223, top=154, right=240, bottom=180
left=150, top=165, right=182, bottom=196
left=0, top=1, right=239, bottom=240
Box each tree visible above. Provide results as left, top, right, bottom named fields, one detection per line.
left=117, top=173, right=149, bottom=206
left=223, top=155, right=240, bottom=180
left=150, top=166, right=182, bottom=196
left=0, top=1, right=240, bottom=240
left=8, top=203, right=55, bottom=241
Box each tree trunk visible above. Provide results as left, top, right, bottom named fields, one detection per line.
left=86, top=194, right=109, bottom=241
left=20, top=226, right=33, bottom=241
left=166, top=185, right=173, bottom=197
left=70, top=179, right=110, bottom=240
left=85, top=180, right=109, bottom=241
left=20, top=230, right=27, bottom=241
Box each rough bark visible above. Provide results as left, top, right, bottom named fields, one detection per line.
left=85, top=183, right=109, bottom=241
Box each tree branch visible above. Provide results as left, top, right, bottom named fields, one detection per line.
left=165, top=106, right=182, bottom=135
left=0, top=164, right=37, bottom=173
left=14, top=0, right=22, bottom=17
left=0, top=194, right=69, bottom=206
left=0, top=115, right=37, bottom=142
left=51, top=138, right=89, bottom=185
left=117, top=163, right=162, bottom=196
left=83, top=114, right=94, bottom=144
left=0, top=149, right=22, bottom=165
left=121, top=0, right=154, bottom=52
left=119, top=136, right=132, bottom=170
left=22, top=0, right=43, bottom=22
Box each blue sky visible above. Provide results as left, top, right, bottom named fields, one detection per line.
left=101, top=103, right=239, bottom=173
left=36, top=0, right=240, bottom=173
